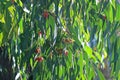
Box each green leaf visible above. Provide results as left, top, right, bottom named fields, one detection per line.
left=66, top=50, right=72, bottom=68
left=84, top=45, right=92, bottom=58
left=0, top=14, right=5, bottom=23
left=97, top=68, right=105, bottom=80
left=0, top=32, right=3, bottom=45
left=70, top=9, right=74, bottom=18
left=79, top=53, right=83, bottom=78
left=30, top=58, right=33, bottom=68
left=89, top=67, right=95, bottom=80
left=46, top=27, right=50, bottom=39
left=49, top=3, right=55, bottom=12
left=8, top=5, right=15, bottom=17
left=84, top=52, right=89, bottom=78
left=19, top=0, right=23, bottom=7
left=115, top=56, right=120, bottom=75
left=59, top=65, right=63, bottom=78
left=116, top=4, right=120, bottom=21
left=104, top=3, right=113, bottom=23
left=94, top=51, right=102, bottom=62
left=48, top=15, right=55, bottom=33
left=110, top=0, right=116, bottom=9
left=19, top=18, right=23, bottom=34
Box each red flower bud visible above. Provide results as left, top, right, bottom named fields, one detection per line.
left=38, top=31, right=42, bottom=36
left=43, top=11, right=49, bottom=18
left=35, top=57, right=44, bottom=62
left=64, top=50, right=68, bottom=56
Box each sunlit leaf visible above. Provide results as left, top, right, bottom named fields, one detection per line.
left=0, top=32, right=3, bottom=45
left=84, top=45, right=93, bottom=58
left=116, top=4, right=120, bottom=21
left=104, top=3, right=113, bottom=23
left=19, top=18, right=23, bottom=34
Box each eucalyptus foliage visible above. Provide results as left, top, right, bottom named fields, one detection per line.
left=0, top=0, right=120, bottom=80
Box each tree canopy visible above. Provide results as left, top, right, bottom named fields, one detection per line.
left=0, top=0, right=120, bottom=80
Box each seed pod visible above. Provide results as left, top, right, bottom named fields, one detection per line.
left=93, top=47, right=97, bottom=51
left=103, top=15, right=107, bottom=20
left=11, top=0, right=14, bottom=3
left=56, top=48, right=63, bottom=55
left=49, top=51, right=53, bottom=59
left=62, top=38, right=75, bottom=44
